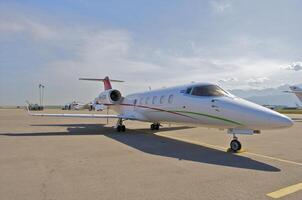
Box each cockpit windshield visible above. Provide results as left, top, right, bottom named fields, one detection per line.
left=190, top=85, right=229, bottom=97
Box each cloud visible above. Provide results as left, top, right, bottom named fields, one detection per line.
left=173, top=57, right=229, bottom=71
left=218, top=77, right=238, bottom=84
left=247, top=77, right=269, bottom=86
left=0, top=16, right=293, bottom=104
left=0, top=18, right=58, bottom=40
left=285, top=62, right=302, bottom=71
left=210, top=0, right=232, bottom=13
left=0, top=16, right=167, bottom=103
left=1, top=4, right=302, bottom=105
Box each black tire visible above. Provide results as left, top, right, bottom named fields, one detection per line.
left=121, top=125, right=126, bottom=132
left=150, top=124, right=155, bottom=130
left=230, top=140, right=242, bottom=152
left=117, top=126, right=121, bottom=132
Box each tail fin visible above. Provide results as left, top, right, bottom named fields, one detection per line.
left=290, top=86, right=302, bottom=92
left=79, top=76, right=124, bottom=90
left=290, top=86, right=302, bottom=102
left=284, top=85, right=302, bottom=103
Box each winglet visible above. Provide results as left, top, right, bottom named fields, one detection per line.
left=79, top=76, right=124, bottom=91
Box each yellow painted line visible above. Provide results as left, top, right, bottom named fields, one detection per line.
left=135, top=130, right=302, bottom=198
left=267, top=182, right=302, bottom=199
left=243, top=151, right=302, bottom=167
left=154, top=132, right=302, bottom=167
left=227, top=148, right=247, bottom=153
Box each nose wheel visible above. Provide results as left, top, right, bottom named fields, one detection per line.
left=230, top=135, right=242, bottom=152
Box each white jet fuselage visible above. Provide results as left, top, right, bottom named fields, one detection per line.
left=102, top=83, right=293, bottom=130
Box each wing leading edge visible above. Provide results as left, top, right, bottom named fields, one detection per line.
left=28, top=112, right=120, bottom=118
left=27, top=109, right=137, bottom=120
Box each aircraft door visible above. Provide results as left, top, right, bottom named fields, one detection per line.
left=133, top=99, right=137, bottom=111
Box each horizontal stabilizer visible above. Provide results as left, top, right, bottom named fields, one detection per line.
left=79, top=78, right=124, bottom=82
left=79, top=76, right=124, bottom=90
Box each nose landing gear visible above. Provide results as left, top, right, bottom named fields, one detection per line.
left=227, top=129, right=250, bottom=153
left=230, top=136, right=242, bottom=152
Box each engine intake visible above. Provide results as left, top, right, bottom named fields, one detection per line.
left=110, top=90, right=122, bottom=102
left=96, top=89, right=122, bottom=104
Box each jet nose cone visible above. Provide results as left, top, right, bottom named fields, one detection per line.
left=270, top=114, right=294, bottom=129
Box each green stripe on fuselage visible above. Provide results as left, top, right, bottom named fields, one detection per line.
left=171, top=110, right=243, bottom=126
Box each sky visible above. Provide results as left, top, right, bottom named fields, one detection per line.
left=0, top=0, right=302, bottom=105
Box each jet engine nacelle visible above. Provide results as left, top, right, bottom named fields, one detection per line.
left=96, top=89, right=123, bottom=105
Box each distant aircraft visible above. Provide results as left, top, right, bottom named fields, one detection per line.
left=26, top=100, right=43, bottom=111
left=28, top=76, right=293, bottom=152
left=284, top=85, right=302, bottom=103
left=63, top=101, right=86, bottom=110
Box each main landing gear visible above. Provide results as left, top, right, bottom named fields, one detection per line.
left=150, top=123, right=160, bottom=130
left=116, top=118, right=126, bottom=132
left=230, top=135, right=242, bottom=152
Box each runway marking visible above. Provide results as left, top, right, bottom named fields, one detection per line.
left=243, top=151, right=302, bottom=167
left=154, top=132, right=302, bottom=167
left=267, top=182, right=302, bottom=199
left=137, top=130, right=302, bottom=198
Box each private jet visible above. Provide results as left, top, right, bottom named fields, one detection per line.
left=63, top=101, right=86, bottom=110
left=284, top=85, right=302, bottom=103
left=28, top=76, right=293, bottom=152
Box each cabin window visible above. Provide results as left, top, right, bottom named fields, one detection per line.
left=145, top=97, right=150, bottom=105
left=186, top=87, right=192, bottom=94
left=152, top=96, right=157, bottom=104
left=168, top=95, right=174, bottom=104
left=139, top=97, right=144, bottom=104
left=160, top=95, right=165, bottom=104
left=191, top=85, right=228, bottom=97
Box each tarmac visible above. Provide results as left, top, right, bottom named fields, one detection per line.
left=0, top=108, right=302, bottom=200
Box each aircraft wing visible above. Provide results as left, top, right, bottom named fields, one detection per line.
left=27, top=109, right=137, bottom=120
left=29, top=112, right=121, bottom=118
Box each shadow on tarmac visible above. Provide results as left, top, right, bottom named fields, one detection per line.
left=1, top=123, right=280, bottom=172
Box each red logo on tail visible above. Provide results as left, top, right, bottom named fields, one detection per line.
left=103, top=76, right=112, bottom=90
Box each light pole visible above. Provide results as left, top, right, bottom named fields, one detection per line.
left=39, top=84, right=45, bottom=106
left=41, top=85, right=45, bottom=106
left=39, top=84, right=42, bottom=106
